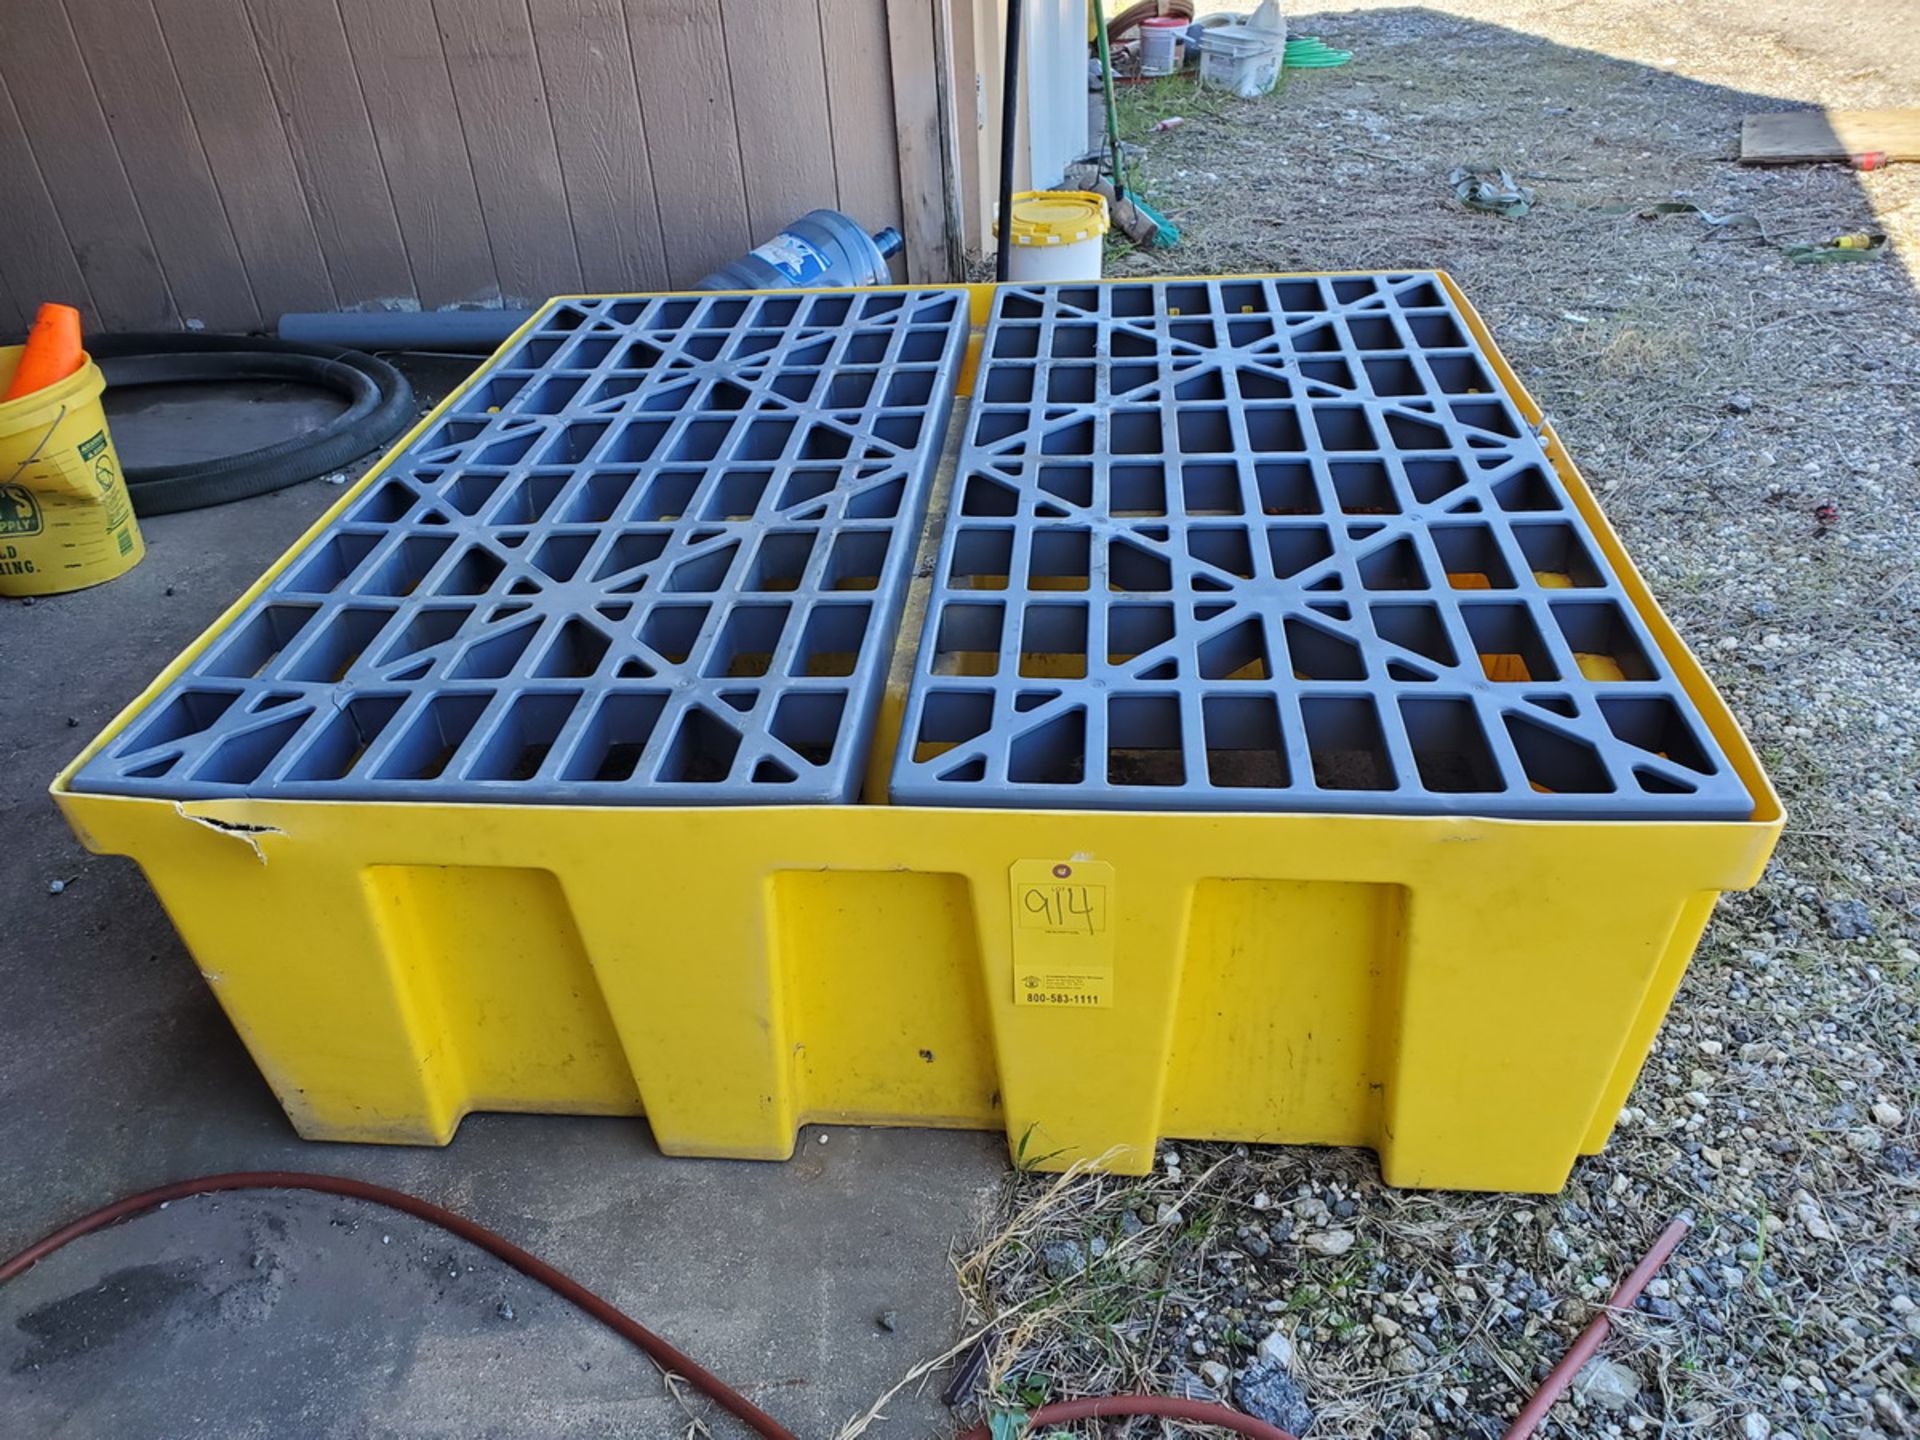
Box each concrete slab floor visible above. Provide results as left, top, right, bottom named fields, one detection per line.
left=0, top=360, right=1004, bottom=1438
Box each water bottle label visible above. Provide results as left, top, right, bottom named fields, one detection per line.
left=750, top=233, right=827, bottom=282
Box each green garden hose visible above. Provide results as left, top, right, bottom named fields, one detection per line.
left=1285, top=36, right=1353, bottom=68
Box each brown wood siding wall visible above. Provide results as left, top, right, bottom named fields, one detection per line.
left=0, top=0, right=949, bottom=333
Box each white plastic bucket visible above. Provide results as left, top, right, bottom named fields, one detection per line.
left=1139, top=17, right=1185, bottom=76
left=1009, top=235, right=1105, bottom=283
left=997, top=191, right=1110, bottom=283
left=1199, top=24, right=1281, bottom=97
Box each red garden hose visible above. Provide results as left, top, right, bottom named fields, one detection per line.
left=2, top=1172, right=1684, bottom=1440
left=1501, top=1216, right=1692, bottom=1439
left=0, top=1171, right=802, bottom=1440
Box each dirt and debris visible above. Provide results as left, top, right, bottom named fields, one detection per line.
left=950, top=0, right=1920, bottom=1436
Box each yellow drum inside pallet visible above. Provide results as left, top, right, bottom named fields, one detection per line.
left=52, top=275, right=1783, bottom=1194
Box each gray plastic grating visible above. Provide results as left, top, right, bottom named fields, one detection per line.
left=72, top=288, right=972, bottom=805
left=890, top=273, right=1754, bottom=820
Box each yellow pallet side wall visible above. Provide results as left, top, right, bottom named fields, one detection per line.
left=72, top=801, right=1770, bottom=1193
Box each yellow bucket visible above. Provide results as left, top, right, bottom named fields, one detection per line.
left=0, top=345, right=144, bottom=596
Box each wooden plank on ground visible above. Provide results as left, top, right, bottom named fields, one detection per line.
left=336, top=0, right=499, bottom=310
left=717, top=0, right=840, bottom=240
left=887, top=0, right=959, bottom=282
left=621, top=0, right=752, bottom=285
left=528, top=0, right=671, bottom=292
left=63, top=0, right=259, bottom=331
left=1741, top=108, right=1920, bottom=164
left=819, top=0, right=906, bottom=278
left=153, top=0, right=337, bottom=321
left=0, top=81, right=95, bottom=330
left=0, top=0, right=175, bottom=329
left=434, top=0, right=584, bottom=305
left=246, top=0, right=418, bottom=310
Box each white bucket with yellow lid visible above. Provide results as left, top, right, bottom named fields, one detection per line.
left=996, top=191, right=1110, bottom=283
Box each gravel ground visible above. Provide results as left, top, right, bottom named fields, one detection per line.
left=949, top=2, right=1920, bottom=1436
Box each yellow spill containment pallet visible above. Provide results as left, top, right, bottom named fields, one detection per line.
left=54, top=275, right=1782, bottom=1194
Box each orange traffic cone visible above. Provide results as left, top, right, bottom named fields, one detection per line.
left=3, top=303, right=85, bottom=402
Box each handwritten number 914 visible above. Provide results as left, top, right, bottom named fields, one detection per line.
left=1023, top=884, right=1098, bottom=934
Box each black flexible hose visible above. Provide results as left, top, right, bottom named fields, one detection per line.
left=89, top=334, right=416, bottom=516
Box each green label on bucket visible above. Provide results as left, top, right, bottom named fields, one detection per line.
left=78, top=431, right=109, bottom=462
left=0, top=484, right=43, bottom=538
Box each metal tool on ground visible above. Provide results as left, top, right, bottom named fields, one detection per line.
left=1590, top=200, right=1888, bottom=264
left=1785, top=230, right=1887, bottom=263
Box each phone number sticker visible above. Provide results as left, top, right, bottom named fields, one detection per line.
left=1009, top=859, right=1115, bottom=1008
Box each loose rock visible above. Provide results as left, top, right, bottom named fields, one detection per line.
left=1256, top=1329, right=1294, bottom=1369
left=1042, top=1239, right=1087, bottom=1279
left=1825, top=898, right=1875, bottom=940
left=1235, top=1360, right=1315, bottom=1435
left=1302, top=1229, right=1355, bottom=1257
left=1572, top=1357, right=1641, bottom=1411
left=1793, top=1190, right=1837, bottom=1241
